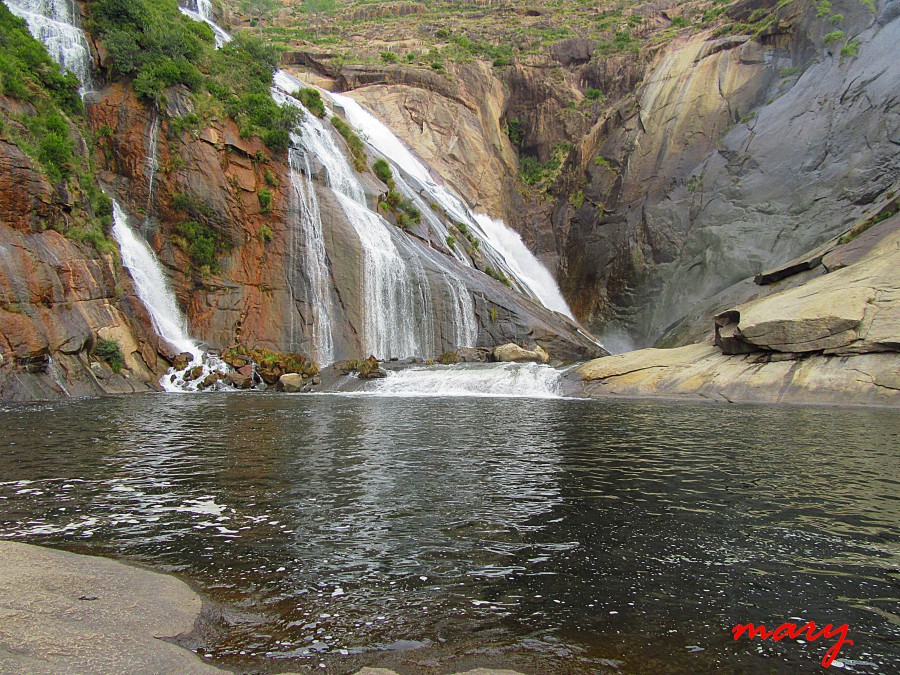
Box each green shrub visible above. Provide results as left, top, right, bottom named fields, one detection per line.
left=259, top=224, right=273, bottom=243
left=380, top=51, right=398, bottom=63
left=823, top=30, right=845, bottom=45
left=295, top=87, right=326, bottom=117
left=91, top=0, right=298, bottom=150
left=484, top=266, right=511, bottom=287
left=94, top=338, right=125, bottom=373
left=840, top=39, right=860, bottom=58
left=258, top=188, right=273, bottom=213
left=331, top=115, right=367, bottom=171
left=670, top=16, right=689, bottom=28
left=372, top=158, right=393, bottom=184
left=584, top=87, right=605, bottom=101
left=504, top=118, right=524, bottom=147
left=174, top=220, right=223, bottom=271
left=445, top=235, right=456, bottom=249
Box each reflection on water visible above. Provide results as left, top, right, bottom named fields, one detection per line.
left=0, top=395, right=897, bottom=673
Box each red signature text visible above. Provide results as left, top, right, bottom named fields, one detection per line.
left=732, top=621, right=853, bottom=668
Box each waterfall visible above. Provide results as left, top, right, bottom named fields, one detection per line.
left=328, top=93, right=575, bottom=318
left=178, top=3, right=231, bottom=48
left=145, top=114, right=160, bottom=219
left=366, top=363, right=563, bottom=398
left=272, top=74, right=444, bottom=359
left=288, top=146, right=335, bottom=364
left=5, top=0, right=93, bottom=92
left=111, top=201, right=200, bottom=361
left=473, top=214, right=574, bottom=318
left=336, top=195, right=434, bottom=359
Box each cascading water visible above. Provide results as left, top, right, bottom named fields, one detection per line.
left=473, top=214, right=573, bottom=318
left=366, top=363, right=564, bottom=398
left=272, top=73, right=448, bottom=359
left=178, top=2, right=231, bottom=48
left=328, top=93, right=575, bottom=319
left=111, top=202, right=232, bottom=391
left=5, top=0, right=93, bottom=92
left=145, top=114, right=160, bottom=219
left=336, top=195, right=434, bottom=359
left=111, top=202, right=199, bottom=361
left=287, top=145, right=335, bottom=365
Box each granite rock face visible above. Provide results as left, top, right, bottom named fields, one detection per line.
left=575, top=208, right=899, bottom=407
left=0, top=101, right=163, bottom=401
left=565, top=2, right=900, bottom=344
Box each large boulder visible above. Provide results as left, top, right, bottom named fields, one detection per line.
left=278, top=373, right=305, bottom=393
left=493, top=343, right=550, bottom=364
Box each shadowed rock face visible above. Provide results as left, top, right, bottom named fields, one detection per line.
left=565, top=2, right=900, bottom=345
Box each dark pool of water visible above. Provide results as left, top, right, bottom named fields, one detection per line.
left=0, top=394, right=897, bottom=673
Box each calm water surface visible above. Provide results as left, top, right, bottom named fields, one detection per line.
left=0, top=394, right=897, bottom=673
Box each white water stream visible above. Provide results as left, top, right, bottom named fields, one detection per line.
left=367, top=363, right=563, bottom=398
left=4, top=0, right=92, bottom=92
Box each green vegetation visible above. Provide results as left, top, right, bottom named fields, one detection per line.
left=170, top=191, right=229, bottom=272
left=295, top=87, right=326, bottom=117
left=823, top=30, right=845, bottom=45
left=94, top=338, right=125, bottom=372
left=0, top=5, right=119, bottom=255
left=504, top=118, right=524, bottom=148
left=840, top=39, right=860, bottom=58
left=223, top=344, right=318, bottom=383
left=259, top=224, right=274, bottom=243
left=258, top=188, right=273, bottom=213
left=87, top=0, right=300, bottom=150
left=330, top=115, right=367, bottom=171
left=372, top=158, right=394, bottom=185
left=584, top=88, right=605, bottom=102
left=445, top=234, right=456, bottom=249
left=484, top=266, right=512, bottom=287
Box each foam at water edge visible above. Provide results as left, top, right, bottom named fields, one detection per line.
left=364, top=363, right=564, bottom=399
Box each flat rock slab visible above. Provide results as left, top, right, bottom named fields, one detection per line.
left=0, top=541, right=224, bottom=674
left=576, top=343, right=899, bottom=407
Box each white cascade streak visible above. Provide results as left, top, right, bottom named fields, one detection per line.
left=111, top=202, right=199, bottom=360
left=473, top=214, right=573, bottom=318
left=288, top=145, right=334, bottom=364
left=369, top=363, right=563, bottom=398
left=145, top=114, right=160, bottom=217
left=111, top=201, right=235, bottom=391
left=178, top=4, right=231, bottom=48
left=336, top=194, right=432, bottom=359
left=5, top=0, right=92, bottom=92
left=328, top=92, right=575, bottom=319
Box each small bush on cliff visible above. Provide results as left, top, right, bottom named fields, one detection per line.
left=372, top=158, right=394, bottom=185
left=330, top=115, right=367, bottom=171
left=88, top=0, right=298, bottom=151
left=295, top=87, right=326, bottom=117
left=258, top=188, right=273, bottom=213
left=94, top=338, right=125, bottom=373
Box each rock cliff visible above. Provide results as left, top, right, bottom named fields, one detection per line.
left=572, top=203, right=899, bottom=406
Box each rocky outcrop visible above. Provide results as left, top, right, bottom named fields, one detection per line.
left=563, top=1, right=900, bottom=344
left=493, top=343, right=550, bottom=364
left=0, top=103, right=163, bottom=400
left=346, top=61, right=519, bottom=220
left=574, top=343, right=897, bottom=407
left=574, top=207, right=899, bottom=407
left=0, top=541, right=224, bottom=673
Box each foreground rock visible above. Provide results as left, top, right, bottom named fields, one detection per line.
left=0, top=541, right=223, bottom=674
